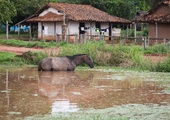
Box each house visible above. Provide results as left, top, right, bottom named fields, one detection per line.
left=133, top=0, right=170, bottom=40
left=22, top=3, right=130, bottom=41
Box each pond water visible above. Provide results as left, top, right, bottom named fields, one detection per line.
left=0, top=67, right=170, bottom=120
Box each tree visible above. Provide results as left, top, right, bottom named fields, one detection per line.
left=60, top=0, right=164, bottom=19
left=11, top=0, right=48, bottom=25
left=11, top=0, right=64, bottom=25
left=0, top=0, right=16, bottom=23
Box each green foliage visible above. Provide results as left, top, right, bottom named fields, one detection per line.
left=140, top=55, right=170, bottom=72
left=0, top=0, right=16, bottom=23
left=62, top=0, right=153, bottom=19
left=19, top=51, right=47, bottom=65
left=3, top=0, right=161, bottom=26
left=142, top=27, right=148, bottom=36
left=155, top=57, right=170, bottom=72
left=121, top=29, right=134, bottom=37
left=144, top=44, right=170, bottom=55
left=58, top=41, right=112, bottom=66
left=0, top=52, right=15, bottom=62
left=11, top=0, right=48, bottom=25
left=110, top=45, right=143, bottom=68
left=0, top=39, right=67, bottom=48
left=0, top=52, right=24, bottom=65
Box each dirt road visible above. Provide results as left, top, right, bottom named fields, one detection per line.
left=0, top=45, right=60, bottom=55
left=0, top=45, right=44, bottom=54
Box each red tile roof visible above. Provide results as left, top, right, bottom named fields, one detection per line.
left=134, top=0, right=170, bottom=23
left=27, top=3, right=130, bottom=23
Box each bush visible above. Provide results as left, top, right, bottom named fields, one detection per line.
left=144, top=44, right=170, bottom=55
left=110, top=45, right=143, bottom=67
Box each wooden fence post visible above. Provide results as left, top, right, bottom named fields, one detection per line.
left=163, top=38, right=166, bottom=45
left=143, top=37, right=147, bottom=49
left=56, top=34, right=58, bottom=43
left=74, top=34, right=78, bottom=44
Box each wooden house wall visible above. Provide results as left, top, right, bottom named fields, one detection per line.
left=148, top=5, right=170, bottom=39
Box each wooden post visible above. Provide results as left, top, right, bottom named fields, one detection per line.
left=41, top=22, right=43, bottom=39
left=126, top=24, right=129, bottom=40
left=143, top=37, right=146, bottom=49
left=56, top=34, right=59, bottom=43
left=74, top=33, right=78, bottom=44
left=6, top=21, right=9, bottom=39
left=62, top=24, right=66, bottom=41
left=111, top=36, right=114, bottom=45
left=134, top=22, right=137, bottom=43
left=155, top=22, right=158, bottom=43
left=18, top=24, right=20, bottom=39
left=163, top=38, right=166, bottom=45
left=148, top=36, right=150, bottom=46
left=6, top=69, right=9, bottom=107
left=6, top=69, right=8, bottom=92
left=62, top=8, right=67, bottom=41
left=54, top=22, right=56, bottom=40
left=29, top=23, right=32, bottom=41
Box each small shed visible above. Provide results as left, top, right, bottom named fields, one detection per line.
left=133, top=0, right=170, bottom=40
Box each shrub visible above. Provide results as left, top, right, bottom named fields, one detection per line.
left=144, top=44, right=170, bottom=55
left=110, top=45, right=143, bottom=67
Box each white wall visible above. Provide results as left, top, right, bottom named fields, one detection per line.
left=39, top=8, right=62, bottom=16
left=68, top=21, right=79, bottom=34
left=37, top=21, right=110, bottom=39
left=56, top=22, right=62, bottom=34
left=43, top=22, right=54, bottom=35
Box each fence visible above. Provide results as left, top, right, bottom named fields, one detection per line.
left=56, top=34, right=170, bottom=46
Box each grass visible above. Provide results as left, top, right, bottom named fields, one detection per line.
left=0, top=39, right=68, bottom=48
left=0, top=39, right=170, bottom=72
left=144, top=43, right=170, bottom=55
left=0, top=52, right=15, bottom=62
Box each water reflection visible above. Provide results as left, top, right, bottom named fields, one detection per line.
left=0, top=67, right=170, bottom=119
left=38, top=71, right=93, bottom=115
left=52, top=99, right=79, bottom=116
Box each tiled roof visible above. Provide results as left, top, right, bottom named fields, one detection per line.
left=135, top=14, right=170, bottom=23
left=134, top=0, right=170, bottom=23
left=27, top=3, right=130, bottom=23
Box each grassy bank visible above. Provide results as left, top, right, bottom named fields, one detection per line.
left=0, top=39, right=170, bottom=72
left=0, top=39, right=67, bottom=48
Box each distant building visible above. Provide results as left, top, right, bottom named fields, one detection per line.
left=134, top=0, right=170, bottom=39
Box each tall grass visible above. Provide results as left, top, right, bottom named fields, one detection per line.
left=1, top=40, right=170, bottom=72
left=58, top=41, right=144, bottom=67
left=141, top=55, right=170, bottom=72
left=144, top=43, right=170, bottom=55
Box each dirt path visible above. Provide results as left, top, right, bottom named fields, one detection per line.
left=0, top=45, right=60, bottom=55
left=0, top=45, right=44, bottom=54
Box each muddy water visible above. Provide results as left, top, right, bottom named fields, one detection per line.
left=0, top=67, right=170, bottom=120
